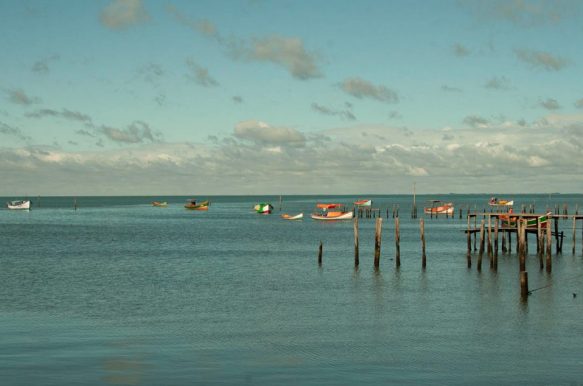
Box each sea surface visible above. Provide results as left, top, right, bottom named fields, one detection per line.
left=1, top=194, right=582, bottom=385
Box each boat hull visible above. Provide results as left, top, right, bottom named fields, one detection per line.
left=489, top=200, right=514, bottom=207
left=152, top=201, right=168, bottom=207
left=424, top=204, right=454, bottom=215
left=7, top=200, right=30, bottom=210
left=254, top=203, right=273, bottom=214
left=354, top=199, right=372, bottom=207
left=281, top=213, right=303, bottom=220
left=311, top=211, right=354, bottom=220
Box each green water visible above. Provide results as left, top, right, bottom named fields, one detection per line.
left=1, top=194, right=582, bottom=385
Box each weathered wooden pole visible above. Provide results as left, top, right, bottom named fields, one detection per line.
left=318, top=241, right=323, bottom=265
left=554, top=217, right=560, bottom=254
left=353, top=217, right=359, bottom=267
left=73, top=197, right=78, bottom=211
left=374, top=217, right=382, bottom=268
left=520, top=271, right=529, bottom=300
left=420, top=218, right=426, bottom=269
left=502, top=227, right=507, bottom=253
left=487, top=214, right=492, bottom=257
left=519, top=220, right=526, bottom=272
left=538, top=219, right=544, bottom=270
left=572, top=216, right=577, bottom=255
left=395, top=217, right=401, bottom=268
left=546, top=221, right=552, bottom=273
left=477, top=220, right=485, bottom=271
left=466, top=215, right=472, bottom=255
left=493, top=216, right=499, bottom=270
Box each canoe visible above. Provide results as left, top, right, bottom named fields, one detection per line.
left=254, top=203, right=273, bottom=214
left=489, top=200, right=514, bottom=206
left=6, top=200, right=30, bottom=210
left=424, top=202, right=454, bottom=215
left=281, top=213, right=303, bottom=220
left=354, top=199, right=372, bottom=207
left=152, top=201, right=168, bottom=207
left=311, top=211, right=354, bottom=221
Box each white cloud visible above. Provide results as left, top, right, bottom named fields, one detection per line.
left=100, top=0, right=149, bottom=30
left=234, top=120, right=306, bottom=147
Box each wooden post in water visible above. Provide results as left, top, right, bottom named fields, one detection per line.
left=279, top=195, right=282, bottom=211
left=318, top=241, right=323, bottom=266
left=554, top=217, right=560, bottom=254
left=466, top=215, right=472, bottom=255
left=572, top=216, right=577, bottom=255
left=477, top=220, right=485, bottom=271
left=374, top=217, right=382, bottom=269
left=353, top=218, right=359, bottom=267
left=493, top=217, right=499, bottom=270
left=519, top=220, right=526, bottom=272
left=546, top=222, right=552, bottom=273
left=520, top=271, right=529, bottom=300
left=538, top=219, right=544, bottom=270
left=502, top=226, right=507, bottom=253
left=395, top=217, right=401, bottom=268
left=420, top=218, right=426, bottom=269
left=487, top=214, right=492, bottom=257
left=73, top=197, right=78, bottom=211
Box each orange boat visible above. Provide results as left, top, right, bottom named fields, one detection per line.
left=185, top=199, right=210, bottom=210
left=311, top=203, right=353, bottom=221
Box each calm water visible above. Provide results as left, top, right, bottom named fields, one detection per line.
left=1, top=194, right=582, bottom=385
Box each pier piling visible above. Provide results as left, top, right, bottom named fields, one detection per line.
left=353, top=218, right=359, bottom=267
left=395, top=217, right=401, bottom=268
left=374, top=218, right=382, bottom=268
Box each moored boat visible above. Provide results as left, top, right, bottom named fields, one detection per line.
left=424, top=201, right=454, bottom=215
left=354, top=199, right=372, bottom=207
left=254, top=203, right=273, bottom=214
left=152, top=201, right=168, bottom=207
left=281, top=213, right=303, bottom=220
left=185, top=199, right=210, bottom=210
left=488, top=198, right=514, bottom=206
left=311, top=203, right=353, bottom=221
left=6, top=200, right=31, bottom=210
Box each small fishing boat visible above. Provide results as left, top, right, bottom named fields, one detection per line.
left=488, top=197, right=514, bottom=207
left=281, top=213, right=303, bottom=220
left=254, top=203, right=273, bottom=214
left=354, top=199, right=372, bottom=207
left=424, top=200, right=454, bottom=215
left=185, top=199, right=210, bottom=210
left=311, top=203, right=353, bottom=221
left=500, top=211, right=551, bottom=229
left=152, top=201, right=168, bottom=207
left=6, top=200, right=31, bottom=210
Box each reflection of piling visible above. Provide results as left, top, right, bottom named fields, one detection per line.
left=353, top=218, right=359, bottom=267
left=520, top=271, right=529, bottom=300
left=374, top=218, right=382, bottom=268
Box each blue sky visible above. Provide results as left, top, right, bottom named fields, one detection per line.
left=1, top=0, right=583, bottom=195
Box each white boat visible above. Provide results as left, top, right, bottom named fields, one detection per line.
left=311, top=203, right=354, bottom=221
left=7, top=200, right=31, bottom=210
left=281, top=213, right=303, bottom=220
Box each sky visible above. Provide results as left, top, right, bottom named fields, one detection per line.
left=1, top=0, right=583, bottom=196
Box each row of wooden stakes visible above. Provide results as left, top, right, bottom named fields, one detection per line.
left=317, top=217, right=427, bottom=269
